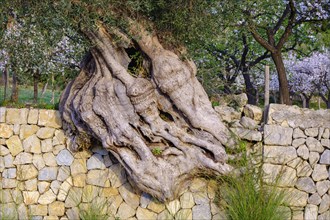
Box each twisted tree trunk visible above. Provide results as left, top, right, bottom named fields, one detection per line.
left=60, top=24, right=234, bottom=201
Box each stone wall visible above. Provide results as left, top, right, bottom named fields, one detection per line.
left=0, top=107, right=222, bottom=220
left=263, top=104, right=330, bottom=220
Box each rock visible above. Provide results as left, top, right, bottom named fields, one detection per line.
left=321, top=139, right=330, bottom=148
left=81, top=185, right=99, bottom=203
left=283, top=188, right=308, bottom=207
left=306, top=137, right=324, bottom=152
left=207, top=180, right=217, bottom=200
left=287, top=157, right=302, bottom=169
left=86, top=169, right=108, bottom=187
left=118, top=183, right=140, bottom=209
left=103, top=155, right=113, bottom=167
left=192, top=203, right=211, bottom=220
left=23, top=135, right=41, bottom=153
left=319, top=194, right=330, bottom=214
left=17, top=164, right=38, bottom=180
left=38, top=167, right=58, bottom=181
left=91, top=145, right=109, bottom=155
left=295, top=177, right=316, bottom=193
left=23, top=191, right=40, bottom=205
left=292, top=138, right=306, bottom=148
left=180, top=192, right=195, bottom=209
left=215, top=106, right=241, bottom=123
left=243, top=104, right=263, bottom=123
left=6, top=108, right=28, bottom=124
left=1, top=189, right=13, bottom=203
left=320, top=150, right=330, bottom=165
left=2, top=168, right=16, bottom=178
left=43, top=153, right=57, bottom=166
left=316, top=180, right=330, bottom=197
left=13, top=152, right=33, bottom=165
left=0, top=124, right=13, bottom=138
left=87, top=154, right=106, bottom=170
left=1, top=203, right=18, bottom=219
left=6, top=135, right=23, bottom=156
left=304, top=204, right=318, bottom=220
left=263, top=146, right=297, bottom=164
left=72, top=173, right=85, bottom=187
left=108, top=164, right=127, bottom=187
left=25, top=178, right=38, bottom=191
left=190, top=178, right=208, bottom=192
left=41, top=139, right=53, bottom=153
left=4, top=154, right=14, bottom=167
left=193, top=190, right=209, bottom=205
left=28, top=109, right=39, bottom=124
left=49, top=201, right=65, bottom=216
left=309, top=152, right=320, bottom=168
left=56, top=150, right=74, bottom=166
left=140, top=192, right=152, bottom=208
left=53, top=130, right=66, bottom=146
left=116, top=202, right=136, bottom=219
left=108, top=194, right=123, bottom=215
left=50, top=180, right=61, bottom=195
left=322, top=128, right=330, bottom=139
left=100, top=187, right=119, bottom=197
left=293, top=128, right=307, bottom=139
left=38, top=189, right=56, bottom=205
left=136, top=207, right=157, bottom=220
left=297, top=145, right=309, bottom=160
left=66, top=207, right=79, bottom=220
left=53, top=144, right=66, bottom=155
left=166, top=199, right=181, bottom=216
left=2, top=179, right=17, bottom=188
left=13, top=124, right=19, bottom=135
left=305, top=128, right=319, bottom=137
left=11, top=189, right=23, bottom=204
left=38, top=181, right=50, bottom=194
left=36, top=127, right=55, bottom=139
left=0, top=107, right=6, bottom=122
left=147, top=201, right=166, bottom=213
left=32, top=154, right=46, bottom=170
left=65, top=187, right=83, bottom=207
left=240, top=116, right=258, bottom=129
left=312, top=164, right=329, bottom=181
left=230, top=127, right=262, bottom=141
left=175, top=209, right=192, bottom=220
left=157, top=210, right=173, bottom=220
left=0, top=145, right=10, bottom=156
left=308, top=193, right=322, bottom=205
left=296, top=160, right=313, bottom=177
left=264, top=125, right=293, bottom=146
left=17, top=203, right=28, bottom=220
left=318, top=211, right=330, bottom=220
left=57, top=177, right=73, bottom=201
left=262, top=164, right=297, bottom=187
left=70, top=159, right=87, bottom=176
left=19, top=125, right=39, bottom=140
left=38, top=110, right=62, bottom=128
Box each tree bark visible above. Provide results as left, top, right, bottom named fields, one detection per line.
left=33, top=69, right=40, bottom=104
left=41, top=81, right=48, bottom=99
left=271, top=52, right=291, bottom=105
left=60, top=26, right=234, bottom=201
left=3, top=66, right=9, bottom=101
left=242, top=72, right=256, bottom=105
left=11, top=71, right=18, bottom=102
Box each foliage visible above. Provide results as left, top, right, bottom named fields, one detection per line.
left=151, top=147, right=163, bottom=156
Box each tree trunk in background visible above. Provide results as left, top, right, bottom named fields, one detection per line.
left=300, top=93, right=307, bottom=108
left=3, top=66, right=9, bottom=101
left=60, top=25, right=234, bottom=201
left=33, top=70, right=40, bottom=103
left=41, top=81, right=48, bottom=100
left=242, top=72, right=256, bottom=105
left=271, top=52, right=291, bottom=105
left=11, top=71, right=18, bottom=102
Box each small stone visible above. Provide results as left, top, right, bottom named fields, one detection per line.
left=86, top=169, right=108, bottom=187
left=319, top=194, right=330, bottom=213
left=297, top=145, right=309, bottom=160
left=73, top=173, right=86, bottom=187
left=30, top=205, right=48, bottom=216
left=304, top=204, right=318, bottom=220
left=13, top=124, right=20, bottom=134
left=321, top=139, right=330, bottom=148
left=192, top=203, right=211, bottom=220
left=49, top=201, right=65, bottom=216
left=140, top=192, right=152, bottom=208
left=283, top=188, right=308, bottom=207
left=306, top=137, right=324, bottom=152
left=19, top=125, right=39, bottom=140
left=318, top=211, right=330, bottom=220
left=38, top=167, right=58, bottom=181
left=4, top=154, right=13, bottom=168
left=116, top=202, right=136, bottom=219
left=13, top=152, right=33, bottom=165
left=50, top=180, right=61, bottom=195
left=100, top=187, right=119, bottom=197
left=1, top=203, right=18, bottom=219
left=66, top=207, right=79, bottom=220
left=292, top=138, right=306, bottom=148
left=180, top=192, right=195, bottom=209
left=193, top=190, right=209, bottom=205
left=70, top=159, right=87, bottom=176
left=28, top=109, right=39, bottom=124
left=25, top=178, right=38, bottom=191
left=2, top=178, right=17, bottom=188
left=175, top=209, right=192, bottom=220
left=53, top=144, right=66, bottom=155
left=81, top=185, right=99, bottom=203
left=108, top=194, right=123, bottom=214
left=312, top=164, right=329, bottom=181
left=44, top=216, right=59, bottom=220
left=41, top=139, right=53, bottom=153
left=296, top=160, right=313, bottom=177
left=0, top=145, right=10, bottom=156
left=190, top=178, right=207, bottom=192
left=118, top=183, right=140, bottom=209
left=87, top=154, right=106, bottom=170
left=148, top=200, right=166, bottom=213
left=136, top=207, right=157, bottom=220
left=293, top=128, right=307, bottom=138
left=239, top=116, right=258, bottom=129
left=262, top=164, right=297, bottom=187
left=38, top=109, right=62, bottom=128
left=166, top=199, right=180, bottom=215
left=65, top=187, right=83, bottom=207
left=0, top=124, right=13, bottom=138
left=6, top=108, right=28, bottom=124
left=0, top=189, right=13, bottom=203
left=309, top=152, right=320, bottom=168
left=53, top=130, right=66, bottom=146
left=322, top=128, right=330, bottom=139
left=43, top=152, right=57, bottom=166
left=23, top=134, right=41, bottom=153
left=17, top=203, right=28, bottom=220
left=320, top=150, right=330, bottom=165
left=36, top=127, right=55, bottom=139
left=108, top=164, right=127, bottom=187
left=230, top=127, right=262, bottom=141
left=318, top=128, right=325, bottom=140
left=243, top=104, right=263, bottom=122
left=23, top=191, right=40, bottom=205
left=6, top=135, right=23, bottom=156
left=295, top=177, right=316, bottom=193
left=264, top=125, right=293, bottom=146
left=103, top=155, right=113, bottom=167
left=316, top=180, right=330, bottom=196
left=57, top=177, right=73, bottom=201
left=263, top=146, right=297, bottom=164
left=305, top=128, right=319, bottom=137
left=38, top=189, right=56, bottom=205
left=91, top=145, right=109, bottom=155
left=0, top=107, right=6, bottom=122
left=32, top=154, right=46, bottom=170
left=17, top=164, right=38, bottom=180
left=157, top=210, right=173, bottom=220
left=2, top=168, right=16, bottom=178
left=38, top=181, right=50, bottom=194
left=308, top=193, right=322, bottom=205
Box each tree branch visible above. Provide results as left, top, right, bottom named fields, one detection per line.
left=276, top=0, right=296, bottom=49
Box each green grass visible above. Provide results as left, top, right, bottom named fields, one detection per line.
left=0, top=86, right=61, bottom=109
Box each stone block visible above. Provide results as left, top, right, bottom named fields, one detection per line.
left=27, top=109, right=39, bottom=124
left=243, top=104, right=263, bottom=123
left=264, top=125, right=293, bottom=146
left=36, top=127, right=55, bottom=139
left=19, top=125, right=39, bottom=140
left=0, top=124, right=13, bottom=138
left=6, top=108, right=28, bottom=124
left=6, top=135, right=23, bottom=156
left=263, top=146, right=297, bottom=164
left=38, top=110, right=62, bottom=128
left=0, top=107, right=6, bottom=122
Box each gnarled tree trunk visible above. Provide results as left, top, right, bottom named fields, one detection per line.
left=60, top=24, right=234, bottom=201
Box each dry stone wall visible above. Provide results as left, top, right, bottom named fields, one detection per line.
left=0, top=107, right=222, bottom=220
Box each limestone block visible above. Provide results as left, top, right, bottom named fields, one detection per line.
left=321, top=139, right=330, bottom=149
left=295, top=177, right=316, bottom=193
left=23, top=191, right=40, bottom=205
left=166, top=199, right=181, bottom=216
left=157, top=210, right=173, bottom=220
left=175, top=209, right=192, bottom=220
left=193, top=190, right=209, bottom=205
left=0, top=145, right=10, bottom=156
left=87, top=154, right=106, bottom=170
left=306, top=137, right=324, bottom=152
left=38, top=181, right=50, bottom=194
left=2, top=178, right=17, bottom=188
left=66, top=207, right=79, bottom=220
left=318, top=211, right=330, bottom=220
left=108, top=194, right=123, bottom=215
left=316, top=180, right=330, bottom=197
left=263, top=146, right=297, bottom=164
left=17, top=203, right=28, bottom=220
left=319, top=194, right=330, bottom=214
left=118, top=183, right=140, bottom=209
left=322, top=128, right=330, bottom=139
left=29, top=204, right=48, bottom=216
left=38, top=109, right=62, bottom=128
left=70, top=159, right=87, bottom=176
left=36, top=127, right=55, bottom=139
left=6, top=135, right=23, bottom=156
left=32, top=154, right=46, bottom=170
left=38, top=189, right=56, bottom=205
left=243, top=104, right=263, bottom=123
left=58, top=166, right=70, bottom=182
left=230, top=127, right=262, bottom=142
left=25, top=178, right=38, bottom=191
left=309, top=152, right=320, bottom=168
left=283, top=188, right=308, bottom=207
left=41, top=139, right=53, bottom=153
left=86, top=169, right=108, bottom=187
left=147, top=201, right=166, bottom=213
left=6, top=108, right=28, bottom=124
left=0, top=124, right=13, bottom=138
left=297, top=145, right=309, bottom=160
left=264, top=125, right=293, bottom=146
left=2, top=168, right=16, bottom=178
left=82, top=185, right=99, bottom=203
left=49, top=201, right=65, bottom=216
left=43, top=152, right=57, bottom=166
left=28, top=109, right=39, bottom=124
left=304, top=204, right=318, bottom=220
left=136, top=207, right=157, bottom=220
left=19, top=125, right=39, bottom=140
left=240, top=116, right=259, bottom=129
left=0, top=107, right=6, bottom=122
left=4, top=154, right=14, bottom=167
left=312, top=165, right=329, bottom=181
left=116, top=202, right=136, bottom=219
left=65, top=187, right=83, bottom=208
left=296, top=160, right=313, bottom=177
left=108, top=164, right=127, bottom=188
left=262, top=164, right=297, bottom=187
left=57, top=177, right=73, bottom=201
left=17, top=164, right=38, bottom=180
left=192, top=203, right=211, bottom=220
left=53, top=130, right=66, bottom=146
left=320, top=150, right=330, bottom=165
left=38, top=167, right=58, bottom=181
left=308, top=193, right=322, bottom=205
left=305, top=128, right=319, bottom=137
left=292, top=138, right=306, bottom=148
left=23, top=134, right=41, bottom=153
left=215, top=106, right=241, bottom=123
left=180, top=192, right=195, bottom=209
left=293, top=128, right=307, bottom=139
left=73, top=173, right=86, bottom=187
left=13, top=152, right=33, bottom=165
